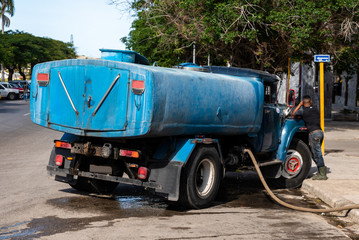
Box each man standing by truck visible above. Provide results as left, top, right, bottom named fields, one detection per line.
left=292, top=95, right=328, bottom=180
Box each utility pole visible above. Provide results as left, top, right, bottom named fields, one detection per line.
left=192, top=42, right=196, bottom=64
left=286, top=58, right=290, bottom=106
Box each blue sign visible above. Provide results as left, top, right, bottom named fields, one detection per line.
left=314, top=55, right=330, bottom=62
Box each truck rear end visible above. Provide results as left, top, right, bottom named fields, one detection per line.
left=30, top=58, right=153, bottom=137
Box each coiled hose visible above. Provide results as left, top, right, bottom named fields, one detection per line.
left=244, top=149, right=359, bottom=213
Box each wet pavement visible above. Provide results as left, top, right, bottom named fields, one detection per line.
left=1, top=171, right=348, bottom=240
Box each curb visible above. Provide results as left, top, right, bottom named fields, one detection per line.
left=302, top=180, right=359, bottom=224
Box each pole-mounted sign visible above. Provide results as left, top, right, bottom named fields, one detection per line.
left=314, top=54, right=330, bottom=153
left=314, top=55, right=330, bottom=63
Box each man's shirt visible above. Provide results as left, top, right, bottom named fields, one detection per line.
left=295, top=106, right=322, bottom=133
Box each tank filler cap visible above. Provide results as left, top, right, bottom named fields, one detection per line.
left=174, top=63, right=208, bottom=72
left=99, top=49, right=150, bottom=65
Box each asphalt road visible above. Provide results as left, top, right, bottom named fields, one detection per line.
left=0, top=100, right=357, bottom=239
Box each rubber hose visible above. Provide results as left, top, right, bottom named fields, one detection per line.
left=244, top=149, right=359, bottom=213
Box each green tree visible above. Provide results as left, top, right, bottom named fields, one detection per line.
left=1, top=0, right=15, bottom=81
left=115, top=0, right=359, bottom=74
left=0, top=31, right=76, bottom=80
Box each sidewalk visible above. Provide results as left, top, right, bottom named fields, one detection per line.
left=302, top=120, right=359, bottom=223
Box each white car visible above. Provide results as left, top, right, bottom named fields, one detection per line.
left=0, top=82, right=20, bottom=100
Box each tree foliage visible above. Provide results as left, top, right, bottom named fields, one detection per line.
left=0, top=30, right=76, bottom=80
left=1, top=0, right=15, bottom=33
left=116, top=0, right=359, bottom=74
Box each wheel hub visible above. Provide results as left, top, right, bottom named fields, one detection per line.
left=195, top=158, right=215, bottom=197
left=282, top=150, right=303, bottom=179
left=286, top=158, right=300, bottom=172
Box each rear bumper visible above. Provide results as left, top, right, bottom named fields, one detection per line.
left=47, top=165, right=160, bottom=189
left=47, top=159, right=183, bottom=201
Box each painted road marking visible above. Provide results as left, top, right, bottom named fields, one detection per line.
left=23, top=113, right=30, bottom=116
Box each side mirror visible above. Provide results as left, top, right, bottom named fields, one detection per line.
left=287, top=89, right=295, bottom=107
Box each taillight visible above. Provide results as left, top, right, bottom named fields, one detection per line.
left=119, top=149, right=140, bottom=158
left=138, top=167, right=148, bottom=180
left=37, top=73, right=50, bottom=87
left=300, top=127, right=308, bottom=131
left=55, top=141, right=72, bottom=149
left=131, top=80, right=145, bottom=95
left=55, top=155, right=64, bottom=166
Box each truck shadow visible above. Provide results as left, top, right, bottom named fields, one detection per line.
left=54, top=170, right=314, bottom=213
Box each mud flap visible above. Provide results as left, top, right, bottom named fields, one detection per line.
left=148, top=161, right=184, bottom=201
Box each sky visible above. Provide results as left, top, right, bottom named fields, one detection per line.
left=7, top=0, right=133, bottom=58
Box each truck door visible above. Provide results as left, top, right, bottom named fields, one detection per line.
left=257, top=81, right=282, bottom=152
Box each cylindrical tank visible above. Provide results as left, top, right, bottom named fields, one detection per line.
left=30, top=52, right=265, bottom=138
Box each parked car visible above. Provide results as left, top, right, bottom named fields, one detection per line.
left=9, top=80, right=29, bottom=90
left=9, top=83, right=25, bottom=99
left=0, top=82, right=20, bottom=100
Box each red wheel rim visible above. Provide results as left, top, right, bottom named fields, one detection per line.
left=286, top=158, right=300, bottom=173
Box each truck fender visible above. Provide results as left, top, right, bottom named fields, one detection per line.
left=275, top=119, right=306, bottom=162
left=149, top=138, right=223, bottom=201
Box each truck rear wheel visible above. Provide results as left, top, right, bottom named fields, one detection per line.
left=269, top=138, right=311, bottom=189
left=179, top=146, right=222, bottom=209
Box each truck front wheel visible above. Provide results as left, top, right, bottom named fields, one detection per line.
left=179, top=146, right=223, bottom=209
left=269, top=138, right=311, bottom=189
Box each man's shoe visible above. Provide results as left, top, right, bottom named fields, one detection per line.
left=312, top=166, right=328, bottom=180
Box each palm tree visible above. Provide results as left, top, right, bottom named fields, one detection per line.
left=1, top=0, right=14, bottom=34
left=1, top=0, right=15, bottom=81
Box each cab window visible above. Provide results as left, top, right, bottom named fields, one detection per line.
left=264, top=81, right=277, bottom=104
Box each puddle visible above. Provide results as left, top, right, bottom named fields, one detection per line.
left=2, top=171, right=322, bottom=239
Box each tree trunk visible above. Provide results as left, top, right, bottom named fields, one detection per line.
left=18, top=65, right=26, bottom=80
left=1, top=10, right=5, bottom=81
left=30, top=63, right=35, bottom=77
left=8, top=67, right=14, bottom=81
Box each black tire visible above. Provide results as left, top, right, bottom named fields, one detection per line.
left=69, top=177, right=119, bottom=194
left=8, top=93, right=16, bottom=100
left=179, top=146, right=223, bottom=209
left=269, top=138, right=311, bottom=189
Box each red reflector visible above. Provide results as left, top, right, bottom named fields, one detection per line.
left=202, top=138, right=214, bottom=144
left=119, top=149, right=140, bottom=158
left=37, top=73, right=50, bottom=86
left=300, top=127, right=308, bottom=131
left=55, top=141, right=72, bottom=149
left=55, top=155, right=64, bottom=166
left=131, top=80, right=145, bottom=95
left=138, top=167, right=148, bottom=180
left=37, top=73, right=49, bottom=81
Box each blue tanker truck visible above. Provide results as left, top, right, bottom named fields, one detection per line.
left=30, top=49, right=311, bottom=208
